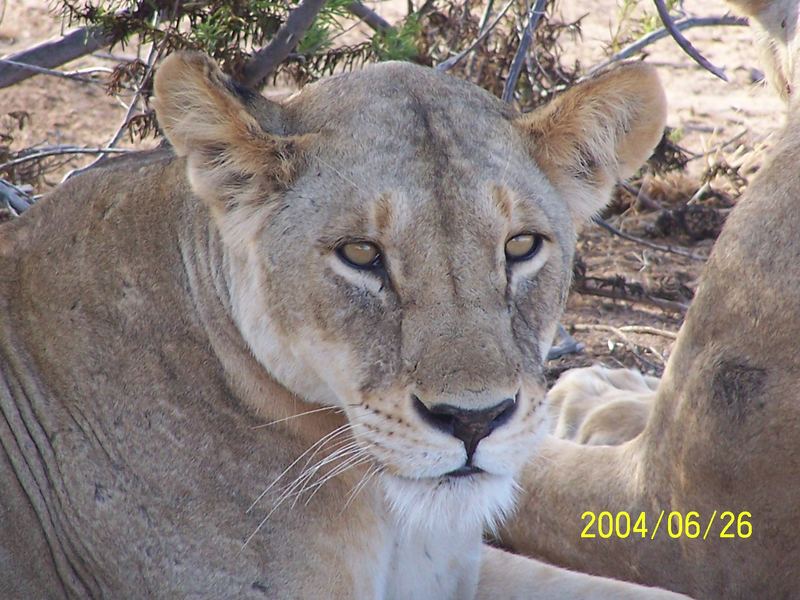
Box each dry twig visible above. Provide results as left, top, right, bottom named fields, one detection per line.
left=436, top=0, right=515, bottom=71
left=0, top=27, right=114, bottom=89
left=652, top=0, right=732, bottom=81
left=0, top=59, right=107, bottom=85
left=685, top=129, right=749, bottom=164
left=593, top=217, right=708, bottom=261
left=573, top=323, right=678, bottom=340
left=574, top=274, right=690, bottom=313
left=501, top=0, right=548, bottom=102
left=241, top=0, right=328, bottom=89
left=616, top=325, right=678, bottom=339
left=619, top=181, right=661, bottom=211
left=0, top=146, right=134, bottom=172
left=587, top=15, right=747, bottom=77
left=572, top=323, right=666, bottom=368
left=476, top=0, right=496, bottom=31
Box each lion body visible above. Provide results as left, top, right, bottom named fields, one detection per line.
left=0, top=56, right=684, bottom=598
left=0, top=154, right=382, bottom=598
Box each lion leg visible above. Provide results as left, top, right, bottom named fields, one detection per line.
left=498, top=435, right=677, bottom=581
left=477, top=545, right=690, bottom=599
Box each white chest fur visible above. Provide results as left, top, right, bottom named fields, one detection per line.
left=381, top=515, right=483, bottom=600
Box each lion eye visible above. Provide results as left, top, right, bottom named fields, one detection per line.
left=505, top=233, right=543, bottom=262
left=337, top=241, right=382, bottom=269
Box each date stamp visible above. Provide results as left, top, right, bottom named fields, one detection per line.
left=580, top=510, right=752, bottom=540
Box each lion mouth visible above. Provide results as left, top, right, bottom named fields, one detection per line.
left=444, top=465, right=484, bottom=478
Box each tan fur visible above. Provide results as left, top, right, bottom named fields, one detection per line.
left=548, top=364, right=656, bottom=442
left=517, top=63, right=666, bottom=223
left=729, top=0, right=799, bottom=100
left=577, top=398, right=651, bottom=446
left=501, top=3, right=800, bottom=597
left=0, top=53, right=683, bottom=598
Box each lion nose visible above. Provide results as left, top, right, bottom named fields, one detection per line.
left=412, top=395, right=518, bottom=461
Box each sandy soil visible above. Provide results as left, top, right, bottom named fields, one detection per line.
left=0, top=0, right=783, bottom=381
left=562, top=0, right=784, bottom=149
left=0, top=0, right=132, bottom=176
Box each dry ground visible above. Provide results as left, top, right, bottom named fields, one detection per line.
left=0, top=0, right=785, bottom=383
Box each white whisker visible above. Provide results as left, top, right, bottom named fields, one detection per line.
left=246, top=422, right=354, bottom=513
left=263, top=436, right=363, bottom=512
left=251, top=405, right=341, bottom=429
left=343, top=463, right=383, bottom=512
left=281, top=442, right=367, bottom=506
left=241, top=441, right=373, bottom=552
left=288, top=442, right=372, bottom=505
left=297, top=429, right=362, bottom=472
left=301, top=453, right=374, bottom=507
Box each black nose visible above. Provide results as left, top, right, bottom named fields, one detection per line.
left=412, top=395, right=518, bottom=461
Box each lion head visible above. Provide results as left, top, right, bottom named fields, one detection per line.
left=153, top=52, right=665, bottom=530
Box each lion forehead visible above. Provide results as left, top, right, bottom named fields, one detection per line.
left=284, top=62, right=519, bottom=150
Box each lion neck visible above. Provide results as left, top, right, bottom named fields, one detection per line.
left=175, top=175, right=347, bottom=444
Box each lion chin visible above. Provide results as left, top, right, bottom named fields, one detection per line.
left=381, top=471, right=519, bottom=535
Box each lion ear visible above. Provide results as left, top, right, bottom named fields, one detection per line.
left=514, top=63, right=666, bottom=225
left=153, top=51, right=310, bottom=215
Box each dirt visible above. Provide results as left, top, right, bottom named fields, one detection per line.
left=0, top=0, right=783, bottom=382
left=0, top=1, right=134, bottom=180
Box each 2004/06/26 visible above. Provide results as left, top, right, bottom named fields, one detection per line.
left=580, top=510, right=752, bottom=540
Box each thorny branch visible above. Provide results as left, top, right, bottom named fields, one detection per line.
left=66, top=32, right=164, bottom=181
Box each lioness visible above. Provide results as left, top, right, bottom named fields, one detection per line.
left=501, top=1, right=800, bottom=598
left=0, top=51, right=684, bottom=598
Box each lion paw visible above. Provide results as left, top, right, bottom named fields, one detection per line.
left=547, top=365, right=659, bottom=445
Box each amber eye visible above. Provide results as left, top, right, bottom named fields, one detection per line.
left=337, top=241, right=382, bottom=269
left=505, top=233, right=543, bottom=262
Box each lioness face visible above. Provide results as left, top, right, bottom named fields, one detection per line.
left=155, top=54, right=665, bottom=528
